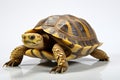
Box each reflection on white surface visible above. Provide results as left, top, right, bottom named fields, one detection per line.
left=1, top=57, right=110, bottom=80
left=1, top=54, right=120, bottom=80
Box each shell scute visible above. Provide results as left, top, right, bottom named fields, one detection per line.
left=34, top=15, right=100, bottom=47
left=44, top=15, right=59, bottom=26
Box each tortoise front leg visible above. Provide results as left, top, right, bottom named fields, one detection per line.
left=50, top=44, right=68, bottom=73
left=3, top=45, right=28, bottom=67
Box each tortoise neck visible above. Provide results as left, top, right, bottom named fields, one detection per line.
left=42, top=34, right=56, bottom=51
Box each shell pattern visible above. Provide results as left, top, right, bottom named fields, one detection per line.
left=35, top=15, right=101, bottom=58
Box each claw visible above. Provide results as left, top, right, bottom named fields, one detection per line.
left=3, top=59, right=21, bottom=67
left=50, top=65, right=68, bottom=73
left=99, top=58, right=109, bottom=61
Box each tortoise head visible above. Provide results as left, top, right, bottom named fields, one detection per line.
left=22, top=33, right=44, bottom=49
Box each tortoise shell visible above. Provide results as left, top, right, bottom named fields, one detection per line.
left=34, top=15, right=101, bottom=57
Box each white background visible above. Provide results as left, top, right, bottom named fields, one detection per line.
left=0, top=0, right=120, bottom=80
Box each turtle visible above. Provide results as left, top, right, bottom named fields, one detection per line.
left=4, top=14, right=109, bottom=73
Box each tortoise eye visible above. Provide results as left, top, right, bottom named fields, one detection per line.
left=29, top=35, right=35, bottom=40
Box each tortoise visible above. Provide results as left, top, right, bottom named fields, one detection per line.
left=4, top=14, right=109, bottom=73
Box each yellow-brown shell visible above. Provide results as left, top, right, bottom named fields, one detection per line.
left=34, top=15, right=102, bottom=58
left=35, top=15, right=100, bottom=45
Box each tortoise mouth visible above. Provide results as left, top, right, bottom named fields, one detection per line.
left=23, top=40, right=40, bottom=46
left=24, top=40, right=36, bottom=44
left=23, top=39, right=44, bottom=49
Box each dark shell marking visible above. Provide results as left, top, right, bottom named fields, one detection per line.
left=34, top=15, right=101, bottom=58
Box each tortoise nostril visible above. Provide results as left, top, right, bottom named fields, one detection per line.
left=29, top=35, right=35, bottom=40
left=22, top=34, right=26, bottom=39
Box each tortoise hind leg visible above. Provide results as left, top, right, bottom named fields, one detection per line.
left=90, top=49, right=109, bottom=61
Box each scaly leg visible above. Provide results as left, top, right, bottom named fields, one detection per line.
left=25, top=49, right=54, bottom=60
left=50, top=44, right=68, bottom=73
left=3, top=45, right=28, bottom=67
left=90, top=49, right=109, bottom=61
